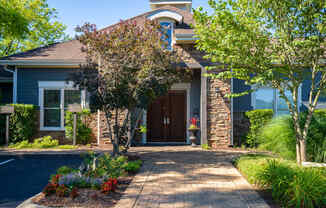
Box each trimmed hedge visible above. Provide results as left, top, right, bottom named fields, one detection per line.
left=65, top=109, right=93, bottom=145
left=245, top=109, right=274, bottom=148
left=0, top=104, right=37, bottom=144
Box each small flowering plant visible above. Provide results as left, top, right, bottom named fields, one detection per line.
left=101, top=178, right=118, bottom=194
left=188, top=117, right=199, bottom=130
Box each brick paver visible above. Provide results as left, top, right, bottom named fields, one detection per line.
left=115, top=146, right=270, bottom=208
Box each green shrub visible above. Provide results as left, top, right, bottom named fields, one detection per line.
left=235, top=155, right=326, bottom=208
left=258, top=116, right=297, bottom=160
left=65, top=109, right=93, bottom=145
left=245, top=109, right=274, bottom=148
left=8, top=140, right=32, bottom=149
left=8, top=104, right=37, bottom=144
left=122, top=160, right=142, bottom=174
left=8, top=136, right=59, bottom=149
left=57, top=166, right=75, bottom=175
left=33, top=136, right=59, bottom=148
left=258, top=111, right=326, bottom=162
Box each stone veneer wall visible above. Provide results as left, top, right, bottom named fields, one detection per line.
left=206, top=77, right=232, bottom=148
left=88, top=111, right=143, bottom=145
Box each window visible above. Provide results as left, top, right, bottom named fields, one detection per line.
left=39, top=82, right=85, bottom=131
left=160, top=22, right=173, bottom=50
left=252, top=86, right=301, bottom=116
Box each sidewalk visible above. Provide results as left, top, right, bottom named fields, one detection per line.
left=115, top=146, right=270, bottom=208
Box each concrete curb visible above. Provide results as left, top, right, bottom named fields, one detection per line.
left=0, top=149, right=111, bottom=156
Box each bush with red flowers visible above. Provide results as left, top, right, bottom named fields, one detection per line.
left=42, top=183, right=57, bottom=196
left=56, top=184, right=69, bottom=197
left=51, top=174, right=62, bottom=186
left=101, top=178, right=118, bottom=194
left=69, top=187, right=79, bottom=199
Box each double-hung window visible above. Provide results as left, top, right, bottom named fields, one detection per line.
left=39, top=81, right=86, bottom=131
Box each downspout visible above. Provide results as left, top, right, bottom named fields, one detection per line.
left=230, top=75, right=234, bottom=147
left=4, top=65, right=17, bottom=104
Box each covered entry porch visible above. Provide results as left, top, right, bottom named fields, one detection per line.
left=141, top=69, right=204, bottom=145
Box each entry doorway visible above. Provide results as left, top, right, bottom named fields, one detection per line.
left=147, top=90, right=187, bottom=143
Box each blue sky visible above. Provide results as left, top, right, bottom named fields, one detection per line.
left=47, top=0, right=212, bottom=37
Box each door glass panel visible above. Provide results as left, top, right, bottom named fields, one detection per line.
left=64, top=90, right=81, bottom=107
left=255, top=88, right=274, bottom=109
left=44, top=90, right=60, bottom=108
left=44, top=109, right=61, bottom=127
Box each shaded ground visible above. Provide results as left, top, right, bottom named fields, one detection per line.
left=0, top=154, right=83, bottom=208
left=115, top=146, right=271, bottom=208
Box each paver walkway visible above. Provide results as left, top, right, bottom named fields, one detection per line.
left=115, top=146, right=270, bottom=208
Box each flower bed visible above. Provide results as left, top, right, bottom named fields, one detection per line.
left=32, top=152, right=142, bottom=208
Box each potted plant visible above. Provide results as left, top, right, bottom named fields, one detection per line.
left=188, top=118, right=199, bottom=147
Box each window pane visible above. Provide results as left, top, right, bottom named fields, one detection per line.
left=255, top=88, right=274, bottom=109
left=64, top=90, right=81, bottom=108
left=44, top=90, right=60, bottom=108
left=160, top=22, right=172, bottom=50
left=44, top=109, right=61, bottom=127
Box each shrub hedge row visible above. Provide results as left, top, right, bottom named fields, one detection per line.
left=0, top=104, right=37, bottom=144
left=245, top=109, right=274, bottom=148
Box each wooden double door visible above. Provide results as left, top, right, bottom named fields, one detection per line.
left=147, top=91, right=187, bottom=143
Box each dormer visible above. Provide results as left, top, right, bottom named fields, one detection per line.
left=150, top=0, right=192, bottom=12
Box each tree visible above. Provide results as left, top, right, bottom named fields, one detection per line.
left=0, top=0, right=68, bottom=57
left=72, top=21, right=189, bottom=156
left=0, top=1, right=29, bottom=40
left=193, top=0, right=326, bottom=164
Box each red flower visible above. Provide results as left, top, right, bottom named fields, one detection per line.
left=101, top=178, right=118, bottom=194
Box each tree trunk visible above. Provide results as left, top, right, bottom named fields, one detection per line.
left=113, top=109, right=119, bottom=157
left=296, top=140, right=301, bottom=164
left=300, top=139, right=307, bottom=163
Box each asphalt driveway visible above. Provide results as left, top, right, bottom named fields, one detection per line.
left=0, top=154, right=83, bottom=208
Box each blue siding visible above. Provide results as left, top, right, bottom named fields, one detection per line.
left=0, top=83, right=13, bottom=104
left=17, top=68, right=77, bottom=105
left=233, top=79, right=252, bottom=112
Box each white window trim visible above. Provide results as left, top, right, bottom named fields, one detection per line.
left=38, top=81, right=85, bottom=131
left=147, top=10, right=183, bottom=22
left=251, top=85, right=302, bottom=114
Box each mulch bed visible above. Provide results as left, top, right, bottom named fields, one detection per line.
left=32, top=154, right=141, bottom=208
left=32, top=176, right=133, bottom=208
